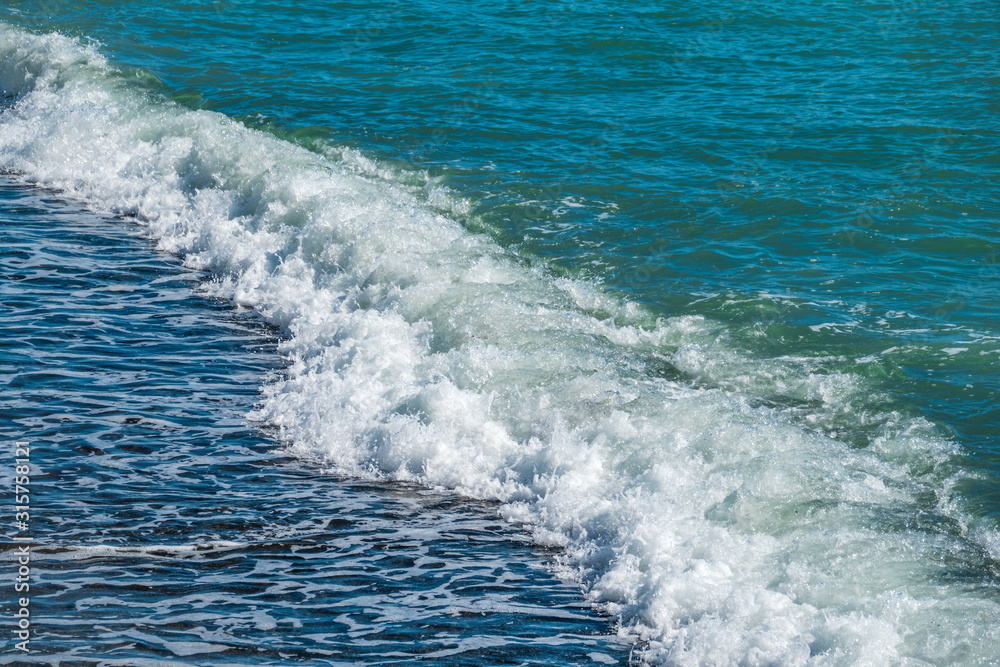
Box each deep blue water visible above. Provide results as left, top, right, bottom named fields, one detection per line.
left=0, top=1, right=998, bottom=664
left=0, top=180, right=629, bottom=664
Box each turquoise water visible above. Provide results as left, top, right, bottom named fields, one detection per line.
left=1, top=1, right=998, bottom=663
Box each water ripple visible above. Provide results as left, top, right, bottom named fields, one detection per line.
left=0, top=180, right=628, bottom=665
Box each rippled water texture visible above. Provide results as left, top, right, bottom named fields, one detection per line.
left=0, top=180, right=628, bottom=665
left=0, top=1, right=998, bottom=664
left=3, top=0, right=995, bottom=463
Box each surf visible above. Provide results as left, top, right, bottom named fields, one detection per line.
left=2, top=23, right=999, bottom=665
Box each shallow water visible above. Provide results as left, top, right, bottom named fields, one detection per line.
left=0, top=180, right=628, bottom=665
left=0, top=2, right=998, bottom=663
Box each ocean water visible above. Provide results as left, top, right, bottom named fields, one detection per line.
left=0, top=1, right=998, bottom=664
left=0, top=180, right=630, bottom=665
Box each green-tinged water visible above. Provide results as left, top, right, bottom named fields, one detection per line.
left=1, top=1, right=998, bottom=663
left=7, top=0, right=996, bottom=456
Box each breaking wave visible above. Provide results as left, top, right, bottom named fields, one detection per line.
left=3, top=24, right=999, bottom=665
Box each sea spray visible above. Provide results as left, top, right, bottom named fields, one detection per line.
left=2, top=24, right=999, bottom=665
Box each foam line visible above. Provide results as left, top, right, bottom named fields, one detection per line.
left=3, top=24, right=999, bottom=665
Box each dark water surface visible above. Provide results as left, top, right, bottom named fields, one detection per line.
left=0, top=180, right=628, bottom=665
left=0, top=2, right=998, bottom=663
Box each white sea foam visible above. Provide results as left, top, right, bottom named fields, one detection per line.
left=3, top=24, right=999, bottom=665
